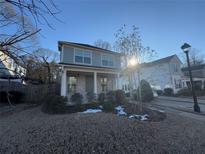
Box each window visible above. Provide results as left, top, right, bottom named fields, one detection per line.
left=101, top=77, right=108, bottom=92
left=102, top=55, right=114, bottom=66
left=67, top=77, right=77, bottom=95
left=75, top=49, right=91, bottom=64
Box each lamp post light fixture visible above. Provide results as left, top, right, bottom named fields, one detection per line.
left=181, top=43, right=200, bottom=112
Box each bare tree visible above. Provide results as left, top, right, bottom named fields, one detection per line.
left=32, top=48, right=59, bottom=84
left=0, top=0, right=60, bottom=66
left=114, top=25, right=156, bottom=67
left=181, top=48, right=204, bottom=67
left=94, top=39, right=112, bottom=50
left=114, top=25, right=157, bottom=110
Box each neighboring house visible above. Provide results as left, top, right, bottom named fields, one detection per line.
left=181, top=64, right=205, bottom=90
left=58, top=41, right=121, bottom=103
left=0, top=51, right=26, bottom=82
left=120, top=55, right=183, bottom=93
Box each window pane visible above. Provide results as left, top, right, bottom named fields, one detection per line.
left=75, top=56, right=83, bottom=63
left=84, top=57, right=91, bottom=64
left=84, top=51, right=91, bottom=57
left=102, top=60, right=108, bottom=66
left=102, top=55, right=113, bottom=66
left=75, top=50, right=83, bottom=56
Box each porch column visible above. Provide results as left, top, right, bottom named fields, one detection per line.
left=94, top=71, right=97, bottom=94
left=116, top=73, right=120, bottom=89
left=61, top=69, right=67, bottom=96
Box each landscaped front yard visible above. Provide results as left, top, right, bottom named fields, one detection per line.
left=1, top=105, right=205, bottom=154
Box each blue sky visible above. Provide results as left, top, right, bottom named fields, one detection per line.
left=39, top=0, right=205, bottom=61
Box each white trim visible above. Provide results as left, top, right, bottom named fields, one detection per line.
left=61, top=45, right=64, bottom=62
left=74, top=48, right=92, bottom=65
left=61, top=64, right=120, bottom=74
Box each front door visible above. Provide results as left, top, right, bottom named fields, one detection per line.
left=85, top=76, right=94, bottom=93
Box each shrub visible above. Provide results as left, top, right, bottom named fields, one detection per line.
left=106, top=91, right=116, bottom=103
left=101, top=101, right=115, bottom=112
left=177, top=88, right=191, bottom=96
left=164, top=88, right=174, bottom=96
left=42, top=94, right=67, bottom=114
left=86, top=92, right=96, bottom=102
left=156, top=90, right=163, bottom=96
left=0, top=91, right=24, bottom=104
left=9, top=91, right=24, bottom=103
left=125, top=92, right=130, bottom=97
left=115, top=90, right=126, bottom=105
left=140, top=80, right=154, bottom=102
left=98, top=93, right=106, bottom=104
left=70, top=93, right=83, bottom=104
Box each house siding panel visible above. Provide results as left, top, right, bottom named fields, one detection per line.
left=92, top=51, right=101, bottom=67
left=61, top=46, right=121, bottom=69
left=62, top=46, right=74, bottom=64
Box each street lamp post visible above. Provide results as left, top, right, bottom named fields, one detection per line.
left=181, top=43, right=200, bottom=112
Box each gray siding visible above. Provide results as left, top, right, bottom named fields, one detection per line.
left=61, top=45, right=121, bottom=69
left=62, top=46, right=74, bottom=64
left=92, top=51, right=101, bottom=67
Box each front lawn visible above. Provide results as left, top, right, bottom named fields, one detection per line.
left=1, top=105, right=205, bottom=153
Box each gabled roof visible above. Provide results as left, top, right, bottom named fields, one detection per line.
left=181, top=64, right=205, bottom=71
left=58, top=41, right=121, bottom=55
left=141, top=54, right=181, bottom=67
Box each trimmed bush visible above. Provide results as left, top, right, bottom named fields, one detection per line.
left=164, top=88, right=174, bottom=96
left=70, top=93, right=83, bottom=104
left=101, top=101, right=115, bottom=112
left=140, top=80, right=154, bottom=102
left=156, top=90, right=163, bottom=96
left=98, top=93, right=106, bottom=104
left=106, top=91, right=116, bottom=103
left=42, top=94, right=67, bottom=114
left=86, top=92, right=96, bottom=102
left=125, top=92, right=130, bottom=97
left=115, top=90, right=126, bottom=105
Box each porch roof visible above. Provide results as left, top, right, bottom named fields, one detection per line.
left=59, top=62, right=121, bottom=73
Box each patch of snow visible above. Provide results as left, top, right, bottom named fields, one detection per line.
left=99, top=105, right=103, bottom=109
left=149, top=107, right=165, bottom=113
left=115, top=106, right=127, bottom=116
left=82, top=109, right=102, bottom=113
left=129, top=114, right=149, bottom=121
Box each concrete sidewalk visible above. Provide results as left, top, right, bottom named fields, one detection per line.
left=158, top=96, right=205, bottom=104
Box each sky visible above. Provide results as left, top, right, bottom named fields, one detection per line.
left=39, top=0, right=205, bottom=61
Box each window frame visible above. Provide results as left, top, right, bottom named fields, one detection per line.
left=74, top=48, right=92, bottom=65
left=101, top=54, right=114, bottom=67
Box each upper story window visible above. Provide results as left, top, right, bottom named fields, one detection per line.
left=75, top=49, right=92, bottom=64
left=101, top=54, right=114, bottom=67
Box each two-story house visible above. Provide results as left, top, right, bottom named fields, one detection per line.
left=120, top=55, right=183, bottom=94
left=0, top=51, right=26, bottom=82
left=58, top=41, right=121, bottom=102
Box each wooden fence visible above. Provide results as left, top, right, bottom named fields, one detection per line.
left=0, top=81, right=60, bottom=103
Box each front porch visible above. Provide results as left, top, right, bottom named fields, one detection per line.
left=61, top=66, right=120, bottom=103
